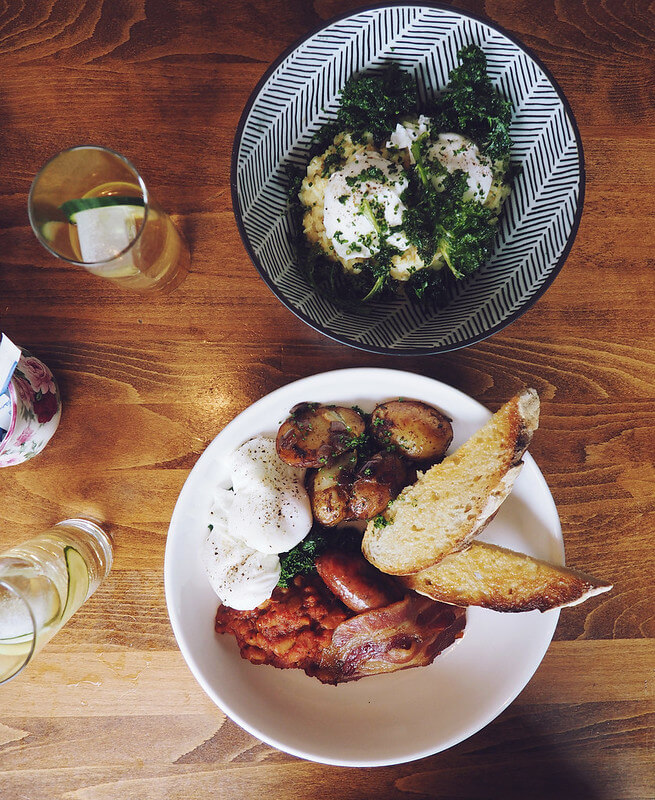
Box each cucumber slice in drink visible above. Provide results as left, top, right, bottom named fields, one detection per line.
left=61, top=546, right=90, bottom=625
left=61, top=196, right=145, bottom=223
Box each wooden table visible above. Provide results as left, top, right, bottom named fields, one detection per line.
left=1, top=1, right=653, bottom=797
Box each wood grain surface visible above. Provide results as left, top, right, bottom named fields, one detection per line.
left=0, top=1, right=653, bottom=798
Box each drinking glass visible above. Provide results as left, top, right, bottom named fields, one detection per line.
left=28, top=145, right=189, bottom=293
left=0, top=519, right=113, bottom=684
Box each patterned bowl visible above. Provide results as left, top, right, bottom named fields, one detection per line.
left=231, top=4, right=584, bottom=354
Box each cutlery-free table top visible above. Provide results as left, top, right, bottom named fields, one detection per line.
left=0, top=1, right=653, bottom=798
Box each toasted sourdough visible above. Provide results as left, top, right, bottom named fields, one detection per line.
left=401, top=542, right=612, bottom=612
left=362, top=388, right=540, bottom=575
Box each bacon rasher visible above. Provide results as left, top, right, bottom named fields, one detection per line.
left=318, top=594, right=466, bottom=684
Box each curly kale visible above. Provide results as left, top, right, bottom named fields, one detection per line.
left=277, top=527, right=362, bottom=588
left=402, top=132, right=497, bottom=281
left=435, top=201, right=498, bottom=280
left=315, top=64, right=417, bottom=149
left=431, top=44, right=513, bottom=161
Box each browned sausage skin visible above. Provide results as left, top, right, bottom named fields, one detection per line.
left=315, top=550, right=402, bottom=612
left=276, top=403, right=366, bottom=468
left=371, top=399, right=453, bottom=462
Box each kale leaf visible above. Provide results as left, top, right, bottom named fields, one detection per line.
left=316, top=64, right=417, bottom=148
left=431, top=44, right=513, bottom=161
left=277, top=527, right=362, bottom=588
left=402, top=132, right=498, bottom=281
left=435, top=201, right=498, bottom=279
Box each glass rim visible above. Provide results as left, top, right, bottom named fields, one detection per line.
left=54, top=517, right=114, bottom=583
left=0, top=577, right=37, bottom=685
left=27, top=144, right=151, bottom=268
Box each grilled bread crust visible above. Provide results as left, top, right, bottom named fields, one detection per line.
left=401, top=542, right=612, bottom=612
left=361, top=389, right=540, bottom=575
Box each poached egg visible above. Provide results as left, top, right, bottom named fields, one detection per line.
left=203, top=488, right=281, bottom=611
left=323, top=150, right=410, bottom=260
left=428, top=133, right=493, bottom=203
left=388, top=120, right=493, bottom=204
left=203, top=435, right=312, bottom=610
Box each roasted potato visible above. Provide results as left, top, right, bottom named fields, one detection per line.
left=306, top=452, right=357, bottom=527
left=348, top=452, right=415, bottom=520
left=370, top=400, right=453, bottom=462
left=276, top=403, right=366, bottom=468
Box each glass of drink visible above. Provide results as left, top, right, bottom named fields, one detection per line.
left=28, top=145, right=189, bottom=293
left=0, top=519, right=113, bottom=684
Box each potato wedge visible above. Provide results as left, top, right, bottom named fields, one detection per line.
left=371, top=399, right=453, bottom=462
left=276, top=403, right=365, bottom=468
left=306, top=452, right=357, bottom=527
left=348, top=452, right=415, bottom=520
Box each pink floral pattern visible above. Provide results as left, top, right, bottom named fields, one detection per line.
left=15, top=426, right=35, bottom=446
left=0, top=349, right=61, bottom=468
left=13, top=374, right=33, bottom=407
left=23, top=356, right=57, bottom=395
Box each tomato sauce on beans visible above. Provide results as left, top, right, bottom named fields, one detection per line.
left=215, top=574, right=353, bottom=680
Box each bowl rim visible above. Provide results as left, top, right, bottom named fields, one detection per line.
left=230, top=1, right=586, bottom=356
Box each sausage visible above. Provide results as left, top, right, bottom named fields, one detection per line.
left=371, top=399, right=453, bottom=462
left=315, top=550, right=402, bottom=612
left=276, top=403, right=366, bottom=468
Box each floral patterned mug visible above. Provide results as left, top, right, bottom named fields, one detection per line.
left=0, top=350, right=61, bottom=468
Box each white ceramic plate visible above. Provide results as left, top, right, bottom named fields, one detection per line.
left=164, top=368, right=562, bottom=766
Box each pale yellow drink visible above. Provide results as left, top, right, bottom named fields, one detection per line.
left=67, top=180, right=189, bottom=291
left=28, top=145, right=189, bottom=293
left=0, top=520, right=112, bottom=684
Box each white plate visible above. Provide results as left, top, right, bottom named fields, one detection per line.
left=164, top=368, right=562, bottom=766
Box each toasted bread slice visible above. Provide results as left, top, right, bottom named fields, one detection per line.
left=362, top=389, right=540, bottom=575
left=402, top=542, right=612, bottom=612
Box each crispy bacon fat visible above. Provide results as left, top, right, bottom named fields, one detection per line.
left=319, top=595, right=466, bottom=684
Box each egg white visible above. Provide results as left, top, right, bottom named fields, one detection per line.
left=203, top=488, right=281, bottom=611
left=203, top=436, right=312, bottom=609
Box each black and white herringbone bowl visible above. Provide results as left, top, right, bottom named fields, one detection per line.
left=231, top=3, right=584, bottom=355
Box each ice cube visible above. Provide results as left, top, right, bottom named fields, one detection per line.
left=74, top=204, right=143, bottom=265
